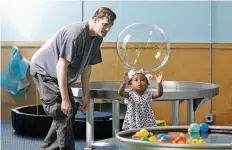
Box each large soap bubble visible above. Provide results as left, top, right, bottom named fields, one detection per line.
left=116, top=23, right=170, bottom=73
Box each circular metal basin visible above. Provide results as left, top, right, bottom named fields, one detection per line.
left=116, top=126, right=232, bottom=150
left=71, top=81, right=219, bottom=100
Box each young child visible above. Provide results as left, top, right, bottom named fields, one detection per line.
left=118, top=70, right=163, bottom=130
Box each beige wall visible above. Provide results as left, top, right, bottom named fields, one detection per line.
left=1, top=41, right=232, bottom=125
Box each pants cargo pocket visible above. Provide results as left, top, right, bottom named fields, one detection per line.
left=40, top=75, right=60, bottom=105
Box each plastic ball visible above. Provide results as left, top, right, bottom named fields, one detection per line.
left=200, top=123, right=209, bottom=133
left=188, top=128, right=191, bottom=134
left=168, top=135, right=175, bottom=142
left=136, top=129, right=149, bottom=137
left=179, top=133, right=185, bottom=137
left=141, top=137, right=149, bottom=141
left=186, top=138, right=193, bottom=144
left=198, top=139, right=206, bottom=144
left=192, top=139, right=198, bottom=144
left=148, top=132, right=153, bottom=137
left=200, top=132, right=209, bottom=140
left=190, top=133, right=201, bottom=139
left=189, top=123, right=200, bottom=133
left=149, top=136, right=157, bottom=142
left=140, top=129, right=149, bottom=137
left=176, top=136, right=186, bottom=143
left=135, top=132, right=141, bottom=137
left=116, top=22, right=170, bottom=73
left=132, top=134, right=139, bottom=140
left=157, top=133, right=166, bottom=139
left=159, top=135, right=171, bottom=143
left=161, top=135, right=171, bottom=141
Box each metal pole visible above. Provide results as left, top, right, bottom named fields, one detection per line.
left=112, top=100, right=120, bottom=137
left=187, top=99, right=195, bottom=125
left=81, top=0, right=84, bottom=21
left=172, top=101, right=179, bottom=125
left=86, top=98, right=94, bottom=149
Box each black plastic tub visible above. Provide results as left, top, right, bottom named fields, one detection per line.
left=11, top=103, right=126, bottom=139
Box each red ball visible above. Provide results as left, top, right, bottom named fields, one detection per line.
left=168, top=135, right=175, bottom=142
left=176, top=136, right=186, bottom=143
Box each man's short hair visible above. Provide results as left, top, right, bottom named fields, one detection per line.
left=93, top=7, right=117, bottom=24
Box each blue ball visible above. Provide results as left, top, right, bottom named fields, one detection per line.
left=200, top=123, right=209, bottom=133
left=161, top=135, right=170, bottom=141
left=190, top=123, right=200, bottom=133
left=157, top=133, right=166, bottom=139
left=200, top=132, right=209, bottom=139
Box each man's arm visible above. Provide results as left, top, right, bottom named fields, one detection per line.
left=80, top=65, right=92, bottom=112
left=56, top=57, right=72, bottom=115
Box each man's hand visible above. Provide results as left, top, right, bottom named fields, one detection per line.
left=61, top=99, right=72, bottom=115
left=80, top=97, right=89, bottom=112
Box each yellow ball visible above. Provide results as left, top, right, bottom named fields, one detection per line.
left=186, top=138, right=192, bottom=144
left=149, top=132, right=153, bottom=137
left=149, top=136, right=157, bottom=142
left=140, top=129, right=148, bottom=133
left=188, top=128, right=191, bottom=134
left=179, top=133, right=185, bottom=137
left=136, top=131, right=149, bottom=137
left=192, top=139, right=198, bottom=144
left=139, top=129, right=149, bottom=137
left=135, top=132, right=142, bottom=137
left=198, top=139, right=206, bottom=144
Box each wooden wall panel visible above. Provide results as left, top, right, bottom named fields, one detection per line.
left=1, top=42, right=231, bottom=126
left=211, top=46, right=232, bottom=125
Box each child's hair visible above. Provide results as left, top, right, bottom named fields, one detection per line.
left=128, top=73, right=149, bottom=85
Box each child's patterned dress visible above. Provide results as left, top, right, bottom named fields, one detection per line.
left=122, top=90, right=156, bottom=130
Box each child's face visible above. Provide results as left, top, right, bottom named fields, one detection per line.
left=130, top=73, right=148, bottom=92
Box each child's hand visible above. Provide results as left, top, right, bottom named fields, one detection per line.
left=123, top=71, right=130, bottom=84
left=155, top=72, right=163, bottom=84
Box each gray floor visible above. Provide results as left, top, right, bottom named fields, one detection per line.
left=1, top=120, right=116, bottom=150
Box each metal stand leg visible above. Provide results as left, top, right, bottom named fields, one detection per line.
left=112, top=100, right=120, bottom=137
left=85, top=98, right=94, bottom=150
left=187, top=99, right=195, bottom=125
left=172, top=100, right=179, bottom=125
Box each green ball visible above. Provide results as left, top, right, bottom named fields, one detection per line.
left=190, top=132, right=201, bottom=139
left=190, top=123, right=200, bottom=133
left=141, top=137, right=149, bottom=141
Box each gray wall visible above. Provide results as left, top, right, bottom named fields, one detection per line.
left=1, top=0, right=232, bottom=43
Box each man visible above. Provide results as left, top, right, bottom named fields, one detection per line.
left=30, top=7, right=116, bottom=150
